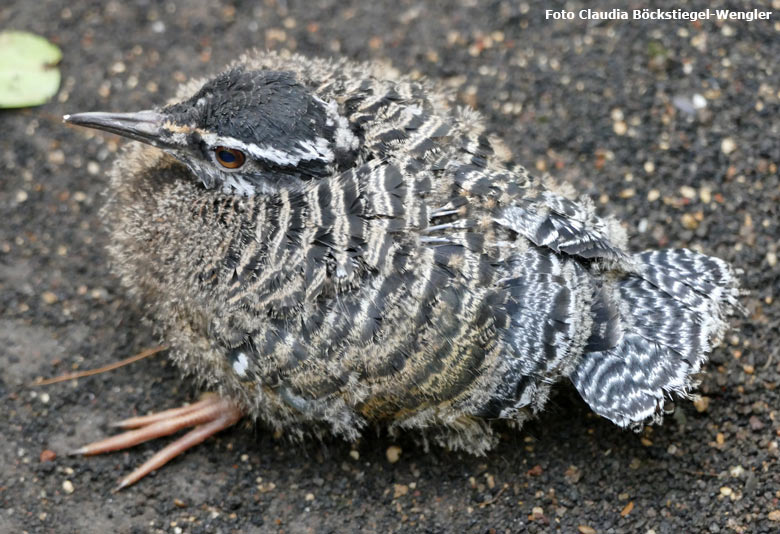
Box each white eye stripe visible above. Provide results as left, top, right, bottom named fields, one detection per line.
left=199, top=131, right=334, bottom=167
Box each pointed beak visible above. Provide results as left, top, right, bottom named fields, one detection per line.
left=63, top=110, right=172, bottom=148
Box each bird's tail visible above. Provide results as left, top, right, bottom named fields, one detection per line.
left=570, top=248, right=742, bottom=428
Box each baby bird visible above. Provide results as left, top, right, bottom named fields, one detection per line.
left=64, top=51, right=740, bottom=489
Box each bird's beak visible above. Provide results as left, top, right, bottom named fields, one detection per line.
left=63, top=110, right=173, bottom=148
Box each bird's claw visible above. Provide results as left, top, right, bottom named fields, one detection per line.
left=71, top=393, right=243, bottom=490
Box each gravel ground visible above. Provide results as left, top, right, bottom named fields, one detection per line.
left=1, top=1, right=778, bottom=533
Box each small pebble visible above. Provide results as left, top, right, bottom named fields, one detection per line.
left=257, top=481, right=276, bottom=493
left=673, top=94, right=707, bottom=114
left=62, top=480, right=74, bottom=494
left=386, top=445, right=402, bottom=463
left=748, top=416, right=764, bottom=430
left=349, top=450, right=359, bottom=460
left=681, top=213, right=699, bottom=230
left=39, top=450, right=56, bottom=462
left=41, top=292, right=58, bottom=304
left=679, top=186, right=696, bottom=199
left=578, top=526, right=596, bottom=534
left=729, top=465, right=745, bottom=478
left=768, top=510, right=780, bottom=521
left=693, top=396, right=710, bottom=412
left=48, top=150, right=66, bottom=165
left=305, top=492, right=315, bottom=501
left=88, top=287, right=106, bottom=299
left=719, top=486, right=732, bottom=497
left=620, top=501, right=634, bottom=517
left=393, top=484, right=409, bottom=498
left=564, top=465, right=581, bottom=484
left=720, top=137, right=736, bottom=155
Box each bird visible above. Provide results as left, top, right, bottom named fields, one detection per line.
left=63, top=51, right=741, bottom=490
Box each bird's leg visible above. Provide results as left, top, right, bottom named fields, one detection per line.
left=70, top=393, right=243, bottom=491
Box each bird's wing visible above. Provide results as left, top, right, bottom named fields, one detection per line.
left=494, top=188, right=631, bottom=265
left=431, top=128, right=630, bottom=266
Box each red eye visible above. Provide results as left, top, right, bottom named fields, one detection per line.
left=214, top=147, right=246, bottom=169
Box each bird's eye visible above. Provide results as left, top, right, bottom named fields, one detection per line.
left=214, top=147, right=246, bottom=169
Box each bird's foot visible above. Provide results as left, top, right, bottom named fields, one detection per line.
left=70, top=393, right=243, bottom=491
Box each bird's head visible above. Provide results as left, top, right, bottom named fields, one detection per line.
left=65, top=67, right=359, bottom=195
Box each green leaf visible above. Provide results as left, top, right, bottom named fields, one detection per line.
left=0, top=31, right=62, bottom=108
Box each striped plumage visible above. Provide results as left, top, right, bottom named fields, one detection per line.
left=74, top=51, right=741, bottom=459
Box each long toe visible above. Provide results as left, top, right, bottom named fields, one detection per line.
left=111, top=394, right=221, bottom=429
left=115, top=409, right=242, bottom=491
left=70, top=394, right=243, bottom=489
